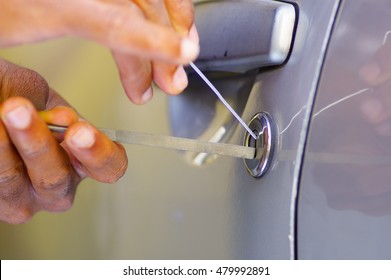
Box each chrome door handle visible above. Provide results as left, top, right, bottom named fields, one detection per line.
left=193, top=0, right=297, bottom=73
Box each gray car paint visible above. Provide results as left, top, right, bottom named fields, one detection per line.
left=0, top=0, right=343, bottom=259
left=224, top=0, right=340, bottom=259
left=298, top=0, right=391, bottom=259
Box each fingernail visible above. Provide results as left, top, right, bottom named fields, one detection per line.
left=173, top=66, right=188, bottom=91
left=3, top=105, right=32, bottom=130
left=180, top=38, right=199, bottom=61
left=360, top=62, right=381, bottom=83
left=141, top=87, right=153, bottom=104
left=361, top=98, right=384, bottom=121
left=70, top=126, right=95, bottom=148
left=188, top=24, right=199, bottom=44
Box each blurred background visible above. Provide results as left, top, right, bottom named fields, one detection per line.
left=0, top=38, right=239, bottom=259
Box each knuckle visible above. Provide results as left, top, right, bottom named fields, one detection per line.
left=35, top=172, right=79, bottom=212
left=106, top=6, right=145, bottom=43
left=2, top=207, right=34, bottom=225
left=2, top=64, right=49, bottom=110
left=0, top=184, right=24, bottom=202
left=44, top=193, right=75, bottom=213
left=34, top=170, right=74, bottom=194
left=106, top=11, right=132, bottom=37
left=106, top=15, right=125, bottom=41
left=12, top=209, right=34, bottom=224
left=0, top=165, right=25, bottom=200
left=21, top=68, right=49, bottom=93
left=19, top=140, right=50, bottom=159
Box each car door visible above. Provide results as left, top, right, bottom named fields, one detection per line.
left=298, top=0, right=391, bottom=259
left=0, top=0, right=341, bottom=259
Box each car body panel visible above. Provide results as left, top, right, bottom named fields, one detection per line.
left=298, top=0, right=391, bottom=259
left=0, top=0, right=342, bottom=259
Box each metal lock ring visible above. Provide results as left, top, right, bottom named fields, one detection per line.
left=244, top=112, right=276, bottom=178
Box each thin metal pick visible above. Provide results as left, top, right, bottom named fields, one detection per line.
left=189, top=62, right=257, bottom=139
left=48, top=125, right=256, bottom=159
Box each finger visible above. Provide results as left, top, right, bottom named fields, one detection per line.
left=45, top=87, right=74, bottom=109
left=164, top=0, right=195, bottom=35
left=0, top=97, right=78, bottom=211
left=188, top=23, right=200, bottom=45
left=64, top=1, right=199, bottom=64
left=39, top=106, right=79, bottom=127
left=0, top=115, right=27, bottom=196
left=0, top=59, right=49, bottom=110
left=0, top=1, right=69, bottom=47
left=359, top=41, right=391, bottom=86
left=64, top=122, right=128, bottom=183
left=101, top=1, right=155, bottom=102
left=43, top=87, right=85, bottom=140
left=0, top=118, right=36, bottom=224
left=112, top=51, right=153, bottom=105
left=39, top=106, right=80, bottom=141
left=133, top=0, right=171, bottom=25
left=133, top=0, right=190, bottom=94
left=153, top=64, right=189, bottom=95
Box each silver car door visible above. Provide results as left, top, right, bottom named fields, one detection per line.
left=0, top=0, right=340, bottom=259
left=298, top=0, right=391, bottom=259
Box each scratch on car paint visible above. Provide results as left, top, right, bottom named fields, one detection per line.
left=280, top=105, right=307, bottom=135
left=313, top=87, right=372, bottom=117
left=281, top=87, right=371, bottom=137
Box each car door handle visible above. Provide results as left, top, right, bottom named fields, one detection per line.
left=169, top=0, right=295, bottom=167
left=193, top=0, right=297, bottom=73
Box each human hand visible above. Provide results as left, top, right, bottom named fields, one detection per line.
left=0, top=59, right=128, bottom=224
left=0, top=0, right=199, bottom=104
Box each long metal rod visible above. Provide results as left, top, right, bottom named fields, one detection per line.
left=49, top=124, right=391, bottom=165
left=189, top=62, right=257, bottom=139
left=48, top=125, right=256, bottom=159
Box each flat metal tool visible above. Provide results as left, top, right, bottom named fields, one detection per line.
left=49, top=125, right=391, bottom=166
left=48, top=125, right=256, bottom=160
left=48, top=64, right=261, bottom=160
left=189, top=62, right=257, bottom=140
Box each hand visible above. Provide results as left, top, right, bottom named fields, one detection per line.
left=0, top=59, right=128, bottom=224
left=0, top=0, right=200, bottom=104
